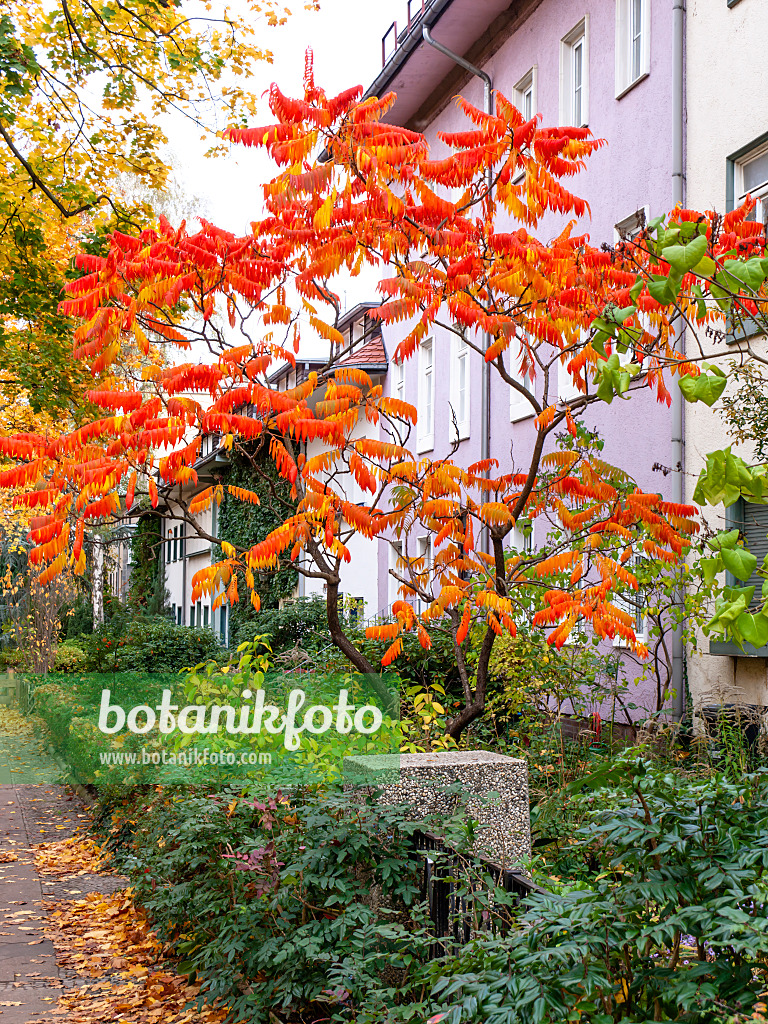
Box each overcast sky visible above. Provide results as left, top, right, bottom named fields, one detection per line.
left=169, top=0, right=402, bottom=235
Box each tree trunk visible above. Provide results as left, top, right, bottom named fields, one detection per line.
left=445, top=624, right=497, bottom=739
left=324, top=579, right=396, bottom=713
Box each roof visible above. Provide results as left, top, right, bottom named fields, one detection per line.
left=337, top=335, right=388, bottom=373
left=363, top=0, right=520, bottom=129
left=338, top=300, right=382, bottom=333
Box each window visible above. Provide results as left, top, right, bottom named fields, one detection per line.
left=392, top=357, right=405, bottom=405
left=416, top=535, right=433, bottom=614
left=166, top=530, right=172, bottom=564
left=512, top=68, right=537, bottom=183
left=417, top=337, right=435, bottom=452
left=510, top=521, right=533, bottom=555
left=727, top=137, right=768, bottom=341
left=389, top=540, right=403, bottom=609
left=710, top=497, right=768, bottom=655
left=728, top=500, right=768, bottom=609
left=614, top=552, right=646, bottom=645
left=614, top=207, right=652, bottom=367
left=173, top=526, right=178, bottom=562
left=735, top=142, right=768, bottom=233
left=176, top=605, right=182, bottom=626
left=220, top=603, right=228, bottom=645
left=558, top=344, right=582, bottom=404
left=560, top=18, right=589, bottom=127
left=513, top=66, right=537, bottom=122
left=509, top=336, right=535, bottom=423
left=450, top=338, right=470, bottom=442
left=615, top=0, right=650, bottom=99
left=614, top=205, right=649, bottom=243
left=203, top=605, right=209, bottom=628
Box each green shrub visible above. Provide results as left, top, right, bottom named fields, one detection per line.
left=124, top=618, right=221, bottom=673
left=53, top=642, right=87, bottom=673
left=348, top=621, right=480, bottom=692
left=103, top=786, right=437, bottom=1023
left=0, top=649, right=21, bottom=670
left=34, top=670, right=184, bottom=781
left=84, top=614, right=221, bottom=673
left=61, top=596, right=94, bottom=639
left=231, top=595, right=330, bottom=653
left=431, top=760, right=768, bottom=1024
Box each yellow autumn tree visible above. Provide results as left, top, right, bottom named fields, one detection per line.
left=0, top=0, right=291, bottom=415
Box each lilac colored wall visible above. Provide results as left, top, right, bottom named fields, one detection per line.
left=373, top=0, right=678, bottom=717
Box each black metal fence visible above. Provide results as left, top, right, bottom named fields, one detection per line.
left=412, top=830, right=552, bottom=957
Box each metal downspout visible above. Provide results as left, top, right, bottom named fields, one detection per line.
left=422, top=25, right=493, bottom=513
left=671, top=0, right=686, bottom=719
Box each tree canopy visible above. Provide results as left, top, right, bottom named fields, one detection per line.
left=3, top=62, right=768, bottom=733
left=0, top=0, right=286, bottom=413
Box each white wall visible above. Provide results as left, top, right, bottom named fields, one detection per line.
left=685, top=0, right=768, bottom=711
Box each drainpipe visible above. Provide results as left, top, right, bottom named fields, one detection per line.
left=670, top=0, right=685, bottom=719
left=422, top=25, right=493, bottom=543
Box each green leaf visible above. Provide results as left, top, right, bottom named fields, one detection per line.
left=662, top=234, right=708, bottom=276
left=723, top=256, right=767, bottom=292
left=700, top=556, right=721, bottom=587
left=707, top=528, right=740, bottom=551
left=708, top=279, right=733, bottom=313
left=678, top=369, right=727, bottom=407
left=594, top=352, right=639, bottom=405
left=721, top=545, right=757, bottom=582
left=647, top=275, right=677, bottom=305
left=736, top=611, right=768, bottom=648
left=629, top=278, right=644, bottom=304
left=691, top=254, right=716, bottom=278
left=706, top=592, right=748, bottom=633
left=694, top=449, right=761, bottom=507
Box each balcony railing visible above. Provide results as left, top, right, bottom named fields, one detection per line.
left=381, top=0, right=431, bottom=66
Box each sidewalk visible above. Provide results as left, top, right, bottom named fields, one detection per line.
left=0, top=707, right=90, bottom=1022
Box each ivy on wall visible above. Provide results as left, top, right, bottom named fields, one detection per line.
left=215, top=442, right=298, bottom=637
left=129, top=507, right=167, bottom=615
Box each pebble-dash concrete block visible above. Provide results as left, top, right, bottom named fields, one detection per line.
left=344, top=749, right=531, bottom=868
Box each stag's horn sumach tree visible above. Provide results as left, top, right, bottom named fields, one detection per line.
left=2, top=57, right=767, bottom=735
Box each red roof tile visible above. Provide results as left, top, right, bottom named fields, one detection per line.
left=337, top=336, right=387, bottom=368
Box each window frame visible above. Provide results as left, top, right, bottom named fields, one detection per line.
left=560, top=17, right=589, bottom=128
left=417, top=336, right=435, bottom=453
left=615, top=0, right=650, bottom=100
left=449, top=336, right=470, bottom=442
left=513, top=65, right=537, bottom=122
left=392, top=357, right=405, bottom=406
left=557, top=341, right=582, bottom=405
left=710, top=497, right=768, bottom=656
left=388, top=539, right=404, bottom=610
left=512, top=67, right=538, bottom=184
left=725, top=133, right=768, bottom=343
left=614, top=206, right=651, bottom=369
left=416, top=534, right=433, bottom=615
left=613, top=550, right=647, bottom=647
left=509, top=335, right=535, bottom=423
left=735, top=140, right=768, bottom=228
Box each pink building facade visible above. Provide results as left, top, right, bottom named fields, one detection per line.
left=360, top=0, right=685, bottom=718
